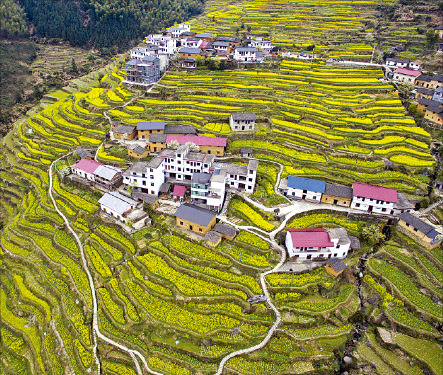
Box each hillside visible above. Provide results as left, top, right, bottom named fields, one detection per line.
left=0, top=1, right=442, bottom=375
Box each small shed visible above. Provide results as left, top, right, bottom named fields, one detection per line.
left=159, top=182, right=171, bottom=198
left=128, top=145, right=149, bottom=159
left=205, top=230, right=223, bottom=247
left=324, top=258, right=347, bottom=277
left=173, top=185, right=186, bottom=202
left=240, top=148, right=253, bottom=158
left=132, top=192, right=159, bottom=209
left=349, top=236, right=361, bottom=251
left=213, top=222, right=237, bottom=240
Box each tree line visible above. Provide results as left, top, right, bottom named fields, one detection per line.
left=1, top=0, right=204, bottom=49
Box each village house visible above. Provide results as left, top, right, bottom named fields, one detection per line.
left=194, top=33, right=213, bottom=42
left=123, top=157, right=165, bottom=195
left=145, top=34, right=176, bottom=56
left=153, top=135, right=227, bottom=156
left=391, top=192, right=415, bottom=215
left=131, top=46, right=157, bottom=59
left=181, top=38, right=203, bottom=49
left=386, top=58, right=409, bottom=68
left=435, top=180, right=443, bottom=191
left=234, top=47, right=258, bottom=62
left=145, top=125, right=196, bottom=147
left=213, top=160, right=258, bottom=193
left=190, top=171, right=226, bottom=211
left=71, top=159, right=103, bottom=182
left=166, top=23, right=190, bottom=39
left=179, top=57, right=197, bottom=70
left=216, top=36, right=241, bottom=47
left=321, top=183, right=353, bottom=207
left=179, top=47, right=202, bottom=59
left=75, top=146, right=93, bottom=160
left=415, top=74, right=443, bottom=90
left=408, top=61, right=422, bottom=70
left=324, top=258, right=348, bottom=278
left=164, top=125, right=197, bottom=136
left=350, top=182, right=397, bottom=214
left=415, top=87, right=435, bottom=101
left=213, top=222, right=237, bottom=240
left=112, top=125, right=137, bottom=140
left=124, top=56, right=161, bottom=87
left=137, top=121, right=166, bottom=140
left=240, top=148, right=253, bottom=158
left=174, top=203, right=216, bottom=235
left=281, top=176, right=326, bottom=203
left=212, top=42, right=231, bottom=54
left=398, top=212, right=443, bottom=249
left=98, top=191, right=139, bottom=222
left=249, top=37, right=273, bottom=54
left=417, top=98, right=440, bottom=113
left=392, top=68, right=422, bottom=85
left=432, top=87, right=443, bottom=103
left=285, top=227, right=352, bottom=260
left=173, top=185, right=186, bottom=202
left=435, top=25, right=443, bottom=38
left=94, top=165, right=123, bottom=191
left=230, top=112, right=256, bottom=131
left=205, top=230, right=223, bottom=247
left=180, top=31, right=196, bottom=39
left=128, top=145, right=149, bottom=159
left=424, top=104, right=443, bottom=127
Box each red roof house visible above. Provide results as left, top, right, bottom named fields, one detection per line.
left=166, top=135, right=227, bottom=148
left=393, top=68, right=422, bottom=77
left=352, top=182, right=398, bottom=203
left=286, top=228, right=334, bottom=248
left=72, top=159, right=103, bottom=175
left=173, top=185, right=186, bottom=202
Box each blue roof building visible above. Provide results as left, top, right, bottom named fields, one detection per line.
left=287, top=176, right=326, bottom=193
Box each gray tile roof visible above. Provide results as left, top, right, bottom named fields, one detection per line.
left=132, top=192, right=158, bottom=205
left=325, top=258, right=347, bottom=273
left=416, top=87, right=435, bottom=95
left=416, top=74, right=433, bottom=82
left=213, top=161, right=248, bottom=176
left=399, top=212, right=435, bottom=237
left=213, top=222, right=236, bottom=238
left=94, top=165, right=121, bottom=180
left=213, top=42, right=230, bottom=47
left=179, top=47, right=201, bottom=54
left=349, top=236, right=361, bottom=250
left=174, top=203, right=216, bottom=227
left=192, top=172, right=212, bottom=184
left=205, top=230, right=222, bottom=243
left=159, top=182, right=171, bottom=193
left=131, top=146, right=147, bottom=155
left=75, top=146, right=93, bottom=159
left=164, top=125, right=196, bottom=135
left=149, top=133, right=167, bottom=143
left=146, top=156, right=164, bottom=169
left=395, top=193, right=414, bottom=210
left=137, top=121, right=165, bottom=131
left=231, top=112, right=256, bottom=121
left=248, top=160, right=259, bottom=171
left=124, top=161, right=150, bottom=175
left=236, top=47, right=257, bottom=52
left=98, top=192, right=137, bottom=215
left=324, top=183, right=353, bottom=199
left=114, top=125, right=135, bottom=134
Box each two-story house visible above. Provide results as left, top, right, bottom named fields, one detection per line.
left=212, top=42, right=231, bottom=54
left=285, top=228, right=351, bottom=260
left=137, top=121, right=166, bottom=140
left=112, top=125, right=137, bottom=140
left=234, top=47, right=258, bottom=62
left=166, top=24, right=190, bottom=39
left=179, top=47, right=202, bottom=59
left=99, top=191, right=139, bottom=223
left=392, top=68, right=422, bottom=84
left=94, top=165, right=123, bottom=190
left=385, top=58, right=409, bottom=68
left=350, top=182, right=397, bottom=214
left=212, top=160, right=258, bottom=193
left=283, top=176, right=326, bottom=203
left=321, top=183, right=353, bottom=207
left=162, top=135, right=227, bottom=156
left=71, top=159, right=103, bottom=182
left=432, top=86, right=443, bottom=103
left=230, top=112, right=256, bottom=131
left=174, top=203, right=216, bottom=235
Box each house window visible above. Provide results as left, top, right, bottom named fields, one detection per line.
left=151, top=183, right=154, bottom=186
left=355, top=203, right=360, bottom=207
left=199, top=228, right=202, bottom=232
left=142, top=181, right=146, bottom=186
left=150, top=175, right=154, bottom=179
left=180, top=221, right=183, bottom=225
left=381, top=208, right=386, bottom=212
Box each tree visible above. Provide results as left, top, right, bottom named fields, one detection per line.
left=362, top=224, right=384, bottom=244
left=168, top=139, right=179, bottom=149
left=70, top=58, right=78, bottom=74
left=185, top=142, right=199, bottom=152
left=425, top=29, right=439, bottom=50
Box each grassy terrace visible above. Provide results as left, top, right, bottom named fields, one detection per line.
left=186, top=0, right=428, bottom=60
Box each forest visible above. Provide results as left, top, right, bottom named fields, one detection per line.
left=1, top=0, right=204, bottom=48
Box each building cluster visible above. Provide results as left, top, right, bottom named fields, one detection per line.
left=279, top=177, right=414, bottom=216
left=124, top=23, right=274, bottom=86
left=122, top=143, right=258, bottom=212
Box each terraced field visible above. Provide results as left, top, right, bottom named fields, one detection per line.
left=187, top=0, right=431, bottom=60
left=1, top=4, right=442, bottom=375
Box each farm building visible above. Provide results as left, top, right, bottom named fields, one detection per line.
left=351, top=182, right=397, bottom=214
left=174, top=203, right=217, bottom=235
left=398, top=212, right=443, bottom=250
left=230, top=113, right=256, bottom=131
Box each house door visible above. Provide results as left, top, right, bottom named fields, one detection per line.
left=333, top=199, right=338, bottom=204
left=368, top=206, right=373, bottom=212
left=307, top=254, right=311, bottom=260
left=302, top=194, right=306, bottom=200
left=241, top=126, right=245, bottom=130
left=189, top=225, right=193, bottom=231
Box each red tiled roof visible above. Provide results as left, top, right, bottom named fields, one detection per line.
left=166, top=135, right=227, bottom=147
left=394, top=68, right=422, bottom=77
left=173, top=185, right=186, bottom=197
left=73, top=159, right=103, bottom=174
left=353, top=182, right=398, bottom=203
left=288, top=229, right=334, bottom=247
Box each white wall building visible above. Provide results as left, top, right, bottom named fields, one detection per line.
left=213, top=160, right=258, bottom=193
left=145, top=34, right=177, bottom=55
left=350, top=182, right=397, bottom=214
left=191, top=171, right=226, bottom=211
left=386, top=58, right=409, bottom=68
left=250, top=37, right=273, bottom=54
left=392, top=68, right=422, bottom=84
left=131, top=46, right=157, bottom=59
left=234, top=47, right=258, bottom=62
left=98, top=192, right=139, bottom=222
left=230, top=112, right=256, bottom=131
left=167, top=24, right=191, bottom=39
left=285, top=228, right=351, bottom=260
left=181, top=38, right=203, bottom=49
left=71, top=159, right=103, bottom=182
left=282, top=176, right=326, bottom=203
left=122, top=157, right=165, bottom=195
